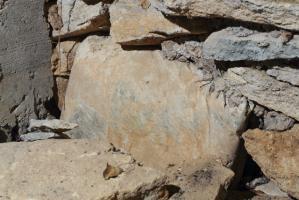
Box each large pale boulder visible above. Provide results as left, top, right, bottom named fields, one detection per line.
left=110, top=0, right=208, bottom=45
left=0, top=0, right=53, bottom=141
left=62, top=36, right=252, bottom=168
left=203, top=27, right=299, bottom=61
left=225, top=67, right=299, bottom=121
left=0, top=140, right=173, bottom=199
left=243, top=126, right=299, bottom=199
left=53, top=0, right=110, bottom=39
left=158, top=0, right=299, bottom=31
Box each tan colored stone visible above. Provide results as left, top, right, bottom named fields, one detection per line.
left=62, top=35, right=251, bottom=168
left=54, top=77, right=69, bottom=110
left=51, top=40, right=79, bottom=77
left=0, top=140, right=171, bottom=200
left=243, top=126, right=299, bottom=199
left=110, top=0, right=207, bottom=45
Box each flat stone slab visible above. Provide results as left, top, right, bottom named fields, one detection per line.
left=158, top=0, right=299, bottom=31
left=0, top=140, right=169, bottom=200
left=203, top=27, right=299, bottom=61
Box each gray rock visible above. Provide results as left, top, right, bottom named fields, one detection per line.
left=263, top=111, right=295, bottom=131
left=28, top=119, right=78, bottom=133
left=203, top=27, right=299, bottom=61
left=254, top=181, right=289, bottom=198
left=19, top=132, right=60, bottom=142
left=0, top=0, right=53, bottom=141
left=267, top=67, right=299, bottom=87
left=157, top=0, right=299, bottom=31
left=225, top=67, right=299, bottom=121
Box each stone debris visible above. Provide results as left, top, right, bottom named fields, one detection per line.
left=103, top=163, right=124, bottom=180
left=19, top=132, right=60, bottom=142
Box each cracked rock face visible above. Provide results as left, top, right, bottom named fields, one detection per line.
left=159, top=0, right=299, bottom=31
left=62, top=35, right=252, bottom=168
left=225, top=67, right=299, bottom=121
left=243, top=126, right=299, bottom=199
left=0, top=0, right=53, bottom=141
left=53, top=0, right=110, bottom=39
left=203, top=27, right=299, bottom=61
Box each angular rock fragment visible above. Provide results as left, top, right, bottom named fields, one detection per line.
left=243, top=126, right=299, bottom=199
left=28, top=119, right=78, bottom=133
left=267, top=67, right=299, bottom=87
left=19, top=132, right=60, bottom=142
left=203, top=27, right=299, bottom=61
left=225, top=67, right=299, bottom=121
left=0, top=140, right=172, bottom=199
left=158, top=0, right=299, bottom=31
left=110, top=0, right=208, bottom=45
left=62, top=36, right=252, bottom=168
left=53, top=0, right=110, bottom=39
left=263, top=111, right=295, bottom=131
left=170, top=161, right=234, bottom=200
left=254, top=181, right=289, bottom=198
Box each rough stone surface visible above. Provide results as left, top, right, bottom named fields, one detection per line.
left=158, top=0, right=299, bottom=31
left=225, top=67, right=299, bottom=121
left=0, top=140, right=173, bottom=200
left=169, top=161, right=234, bottom=200
left=243, top=126, right=299, bottom=199
left=51, top=40, right=79, bottom=110
left=254, top=181, right=289, bottom=198
left=267, top=67, right=299, bottom=87
left=263, top=111, right=295, bottom=131
left=19, top=132, right=60, bottom=142
left=203, top=27, right=299, bottom=61
left=28, top=119, right=78, bottom=133
left=110, top=0, right=208, bottom=45
left=53, top=0, right=110, bottom=39
left=0, top=0, right=53, bottom=141
left=62, top=36, right=252, bottom=168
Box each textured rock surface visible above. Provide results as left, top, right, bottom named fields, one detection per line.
left=243, top=126, right=299, bottom=199
left=28, top=119, right=78, bottom=133
left=0, top=140, right=173, bottom=200
left=62, top=35, right=252, bottom=168
left=263, top=111, right=295, bottom=131
left=203, top=27, right=299, bottom=61
left=0, top=0, right=53, bottom=141
left=19, top=132, right=60, bottom=142
left=53, top=0, right=110, bottom=39
left=51, top=40, right=79, bottom=109
left=169, top=161, right=234, bottom=200
left=225, top=67, right=299, bottom=121
left=158, top=0, right=299, bottom=31
left=267, top=67, right=299, bottom=87
left=110, top=0, right=208, bottom=45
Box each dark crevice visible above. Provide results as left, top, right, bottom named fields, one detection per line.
left=121, top=44, right=162, bottom=51
left=44, top=97, right=61, bottom=118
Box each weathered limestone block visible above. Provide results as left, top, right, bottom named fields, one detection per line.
left=263, top=111, right=295, bottom=131
left=243, top=126, right=299, bottom=199
left=62, top=36, right=252, bottom=168
left=110, top=0, right=208, bottom=45
left=267, top=67, right=299, bottom=87
left=225, top=67, right=299, bottom=121
left=53, top=0, right=110, bottom=39
left=0, top=0, right=53, bottom=141
left=203, top=27, right=299, bottom=61
left=28, top=119, right=78, bottom=133
left=0, top=140, right=172, bottom=199
left=158, top=0, right=299, bottom=31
